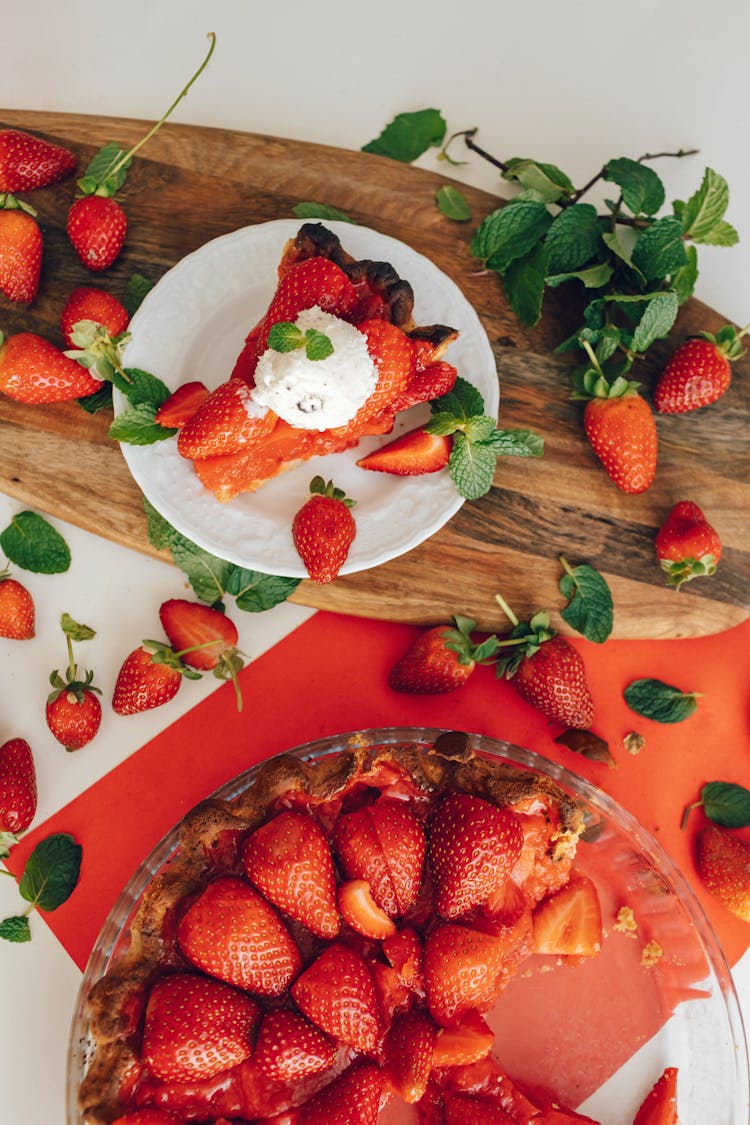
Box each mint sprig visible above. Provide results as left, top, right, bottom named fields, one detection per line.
left=624, top=678, right=701, bottom=723
left=0, top=510, right=71, bottom=574
left=558, top=555, right=613, bottom=644
left=362, top=109, right=446, bottom=163
left=109, top=367, right=176, bottom=446
left=267, top=322, right=334, bottom=361
left=1, top=832, right=83, bottom=943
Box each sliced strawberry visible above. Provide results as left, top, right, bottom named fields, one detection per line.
left=177, top=378, right=276, bottom=461
left=111, top=1111, right=186, bottom=1125
left=696, top=824, right=750, bottom=921
left=391, top=360, right=458, bottom=412
left=155, top=381, right=210, bottom=429
left=253, top=1009, right=336, bottom=1085
left=176, top=874, right=301, bottom=996
left=382, top=926, right=423, bottom=991
left=356, top=425, right=451, bottom=475
left=333, top=794, right=426, bottom=917
left=241, top=809, right=340, bottom=939
left=337, top=879, right=397, bottom=939
left=428, top=793, right=524, bottom=920
left=158, top=598, right=240, bottom=672
left=255, top=255, right=357, bottom=356
left=633, top=1066, right=678, bottom=1125
left=0, top=737, right=37, bottom=839
left=534, top=1107, right=603, bottom=1124
left=141, top=972, right=260, bottom=1083
left=291, top=941, right=382, bottom=1054
left=296, top=1060, right=383, bottom=1124
left=383, top=1007, right=436, bottom=1103
left=444, top=1092, right=516, bottom=1124
left=423, top=922, right=506, bottom=1026
left=532, top=873, right=602, bottom=957
left=431, top=1008, right=494, bottom=1068
left=370, top=961, right=411, bottom=1024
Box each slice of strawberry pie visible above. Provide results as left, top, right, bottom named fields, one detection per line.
left=170, top=223, right=459, bottom=501
left=78, top=731, right=608, bottom=1125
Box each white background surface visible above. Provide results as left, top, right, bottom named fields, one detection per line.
left=1, top=2, right=749, bottom=1121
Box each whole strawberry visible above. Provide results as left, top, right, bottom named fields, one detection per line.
left=654, top=325, right=747, bottom=414
left=60, top=285, right=130, bottom=349
left=0, top=569, right=35, bottom=639
left=292, top=476, right=356, bottom=583
left=0, top=129, right=76, bottom=192
left=654, top=500, right=722, bottom=590
left=583, top=384, right=657, bottom=494
left=112, top=642, right=201, bottom=716
left=0, top=331, right=104, bottom=403
left=388, top=615, right=499, bottom=694
left=695, top=824, right=750, bottom=922
left=45, top=614, right=102, bottom=751
left=0, top=196, right=42, bottom=303
left=0, top=737, right=37, bottom=847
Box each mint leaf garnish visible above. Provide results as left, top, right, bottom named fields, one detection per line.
left=449, top=432, right=498, bottom=499
left=123, top=273, right=155, bottom=316
left=0, top=915, right=31, bottom=943
left=362, top=108, right=446, bottom=163
left=624, top=678, right=700, bottom=724
left=436, top=184, right=471, bottom=221
left=77, top=384, right=113, bottom=413
left=18, top=833, right=82, bottom=912
left=109, top=403, right=176, bottom=446
left=304, top=328, right=333, bottom=361
left=559, top=557, right=613, bottom=643
left=0, top=510, right=71, bottom=574
left=268, top=322, right=305, bottom=353
left=114, top=367, right=172, bottom=408
left=292, top=201, right=355, bottom=224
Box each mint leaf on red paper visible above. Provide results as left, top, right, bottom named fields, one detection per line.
left=624, top=678, right=700, bottom=723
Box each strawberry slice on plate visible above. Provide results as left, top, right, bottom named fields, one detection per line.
left=357, top=425, right=451, bottom=475
left=632, top=1066, right=679, bottom=1125
left=532, top=873, right=602, bottom=957
left=154, top=380, right=210, bottom=429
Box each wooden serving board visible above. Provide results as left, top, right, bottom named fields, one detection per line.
left=0, top=111, right=748, bottom=639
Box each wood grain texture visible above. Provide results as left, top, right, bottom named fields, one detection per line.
left=0, top=111, right=747, bottom=639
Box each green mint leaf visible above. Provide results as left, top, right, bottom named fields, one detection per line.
left=671, top=245, right=699, bottom=304
left=292, top=201, right=355, bottom=223
left=109, top=404, right=176, bottom=446
left=18, top=833, right=82, bottom=912
left=268, top=322, right=304, bottom=353
left=694, top=219, right=739, bottom=247
left=143, top=497, right=180, bottom=551
left=601, top=229, right=646, bottom=283
left=425, top=411, right=463, bottom=437
left=502, top=159, right=574, bottom=203
left=544, top=204, right=602, bottom=273
left=463, top=415, right=497, bottom=443
left=80, top=143, right=131, bottom=194
left=603, top=157, right=665, bottom=216
left=546, top=262, right=613, bottom=290
left=77, top=384, right=113, bottom=414
left=631, top=216, right=687, bottom=281
left=114, top=367, right=172, bottom=408
left=472, top=200, right=552, bottom=271
left=362, top=108, right=446, bottom=163
left=170, top=538, right=236, bottom=605
left=228, top=570, right=301, bottom=612
left=61, top=612, right=96, bottom=642
left=630, top=291, right=679, bottom=352
left=123, top=273, right=155, bottom=317
left=559, top=562, right=613, bottom=643
left=502, top=242, right=549, bottom=327
left=436, top=184, right=471, bottom=221
left=0, top=510, right=71, bottom=574
left=680, top=168, right=730, bottom=241
left=0, top=915, right=31, bottom=943
left=624, top=678, right=700, bottom=723
left=304, top=329, right=334, bottom=361
left=430, top=375, right=486, bottom=422
left=484, top=428, right=544, bottom=458
left=698, top=781, right=750, bottom=828
left=449, top=431, right=497, bottom=500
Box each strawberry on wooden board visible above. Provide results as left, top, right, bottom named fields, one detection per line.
left=0, top=737, right=37, bottom=848
left=583, top=385, right=657, bottom=494
left=60, top=285, right=130, bottom=348
left=253, top=1008, right=336, bottom=1084
left=241, top=809, right=340, bottom=939
left=0, top=128, right=76, bottom=192
left=388, top=615, right=499, bottom=695
left=632, top=1066, right=679, bottom=1125
left=292, top=476, right=356, bottom=584
left=176, top=874, right=301, bottom=996
left=333, top=794, right=426, bottom=917
left=695, top=824, right=750, bottom=922
left=383, top=1007, right=436, bottom=1103
left=296, top=1060, right=384, bottom=1125
left=177, top=378, right=276, bottom=460
left=532, top=873, right=603, bottom=957
left=154, top=380, right=210, bottom=429
left=428, top=792, right=524, bottom=920
left=141, top=971, right=260, bottom=1084
left=158, top=598, right=244, bottom=710
left=356, top=425, right=452, bottom=475
left=45, top=613, right=102, bottom=752
left=0, top=331, right=104, bottom=403
left=0, top=197, right=42, bottom=303
left=423, top=921, right=505, bottom=1026
left=111, top=642, right=200, bottom=716
left=654, top=500, right=722, bottom=590
left=0, top=570, right=34, bottom=639
left=291, top=941, right=383, bottom=1053
left=654, top=326, right=747, bottom=414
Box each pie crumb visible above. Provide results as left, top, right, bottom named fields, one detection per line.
left=640, top=939, right=663, bottom=968
left=614, top=905, right=638, bottom=936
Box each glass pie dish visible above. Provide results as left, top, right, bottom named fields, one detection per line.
left=67, top=728, right=750, bottom=1124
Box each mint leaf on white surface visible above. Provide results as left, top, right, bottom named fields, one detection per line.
left=501, top=159, right=574, bottom=204
left=0, top=915, right=31, bottom=943
left=603, top=157, right=665, bottom=216
left=18, top=833, right=82, bottom=912
left=436, top=184, right=471, bottom=221
left=0, top=510, right=71, bottom=573
left=362, top=108, right=446, bottom=163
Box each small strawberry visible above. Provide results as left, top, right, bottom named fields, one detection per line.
left=0, top=737, right=37, bottom=850
left=383, top=1008, right=436, bottom=1103
left=46, top=614, right=102, bottom=751
left=176, top=377, right=275, bottom=460
left=297, top=1060, right=384, bottom=1125
left=532, top=874, right=602, bottom=957
left=158, top=598, right=245, bottom=710
left=0, top=331, right=104, bottom=403
left=241, top=809, right=340, bottom=939
left=291, top=941, right=383, bottom=1053
left=60, top=285, right=130, bottom=348
left=0, top=196, right=42, bottom=303
left=333, top=794, right=426, bottom=917
left=633, top=1066, right=679, bottom=1125
left=337, top=880, right=397, bottom=939
left=388, top=615, right=498, bottom=695
left=177, top=874, right=301, bottom=995
left=0, top=129, right=76, bottom=192
left=356, top=425, right=452, bottom=475
left=428, top=792, right=524, bottom=920
left=654, top=500, right=722, bottom=590
left=292, top=476, right=356, bottom=584
left=141, top=971, right=260, bottom=1083
left=695, top=824, right=750, bottom=922
left=654, top=326, right=747, bottom=414
left=154, top=380, right=210, bottom=429
left=495, top=596, right=595, bottom=730
left=0, top=569, right=34, bottom=639
left=111, top=641, right=201, bottom=716
left=253, top=1009, right=336, bottom=1084
left=423, top=921, right=505, bottom=1026
left=391, top=360, right=458, bottom=413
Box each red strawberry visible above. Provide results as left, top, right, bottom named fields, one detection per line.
left=155, top=381, right=210, bottom=429
left=391, top=360, right=458, bottom=413
left=253, top=1008, right=336, bottom=1084
left=357, top=425, right=452, bottom=475
left=431, top=1008, right=494, bottom=1068
left=158, top=598, right=244, bottom=709
left=260, top=256, right=357, bottom=350
left=534, top=1107, right=601, bottom=1124
left=297, top=1060, right=383, bottom=1125
left=382, top=926, right=423, bottom=991
left=111, top=1111, right=185, bottom=1125
left=111, top=643, right=197, bottom=716
left=0, top=201, right=42, bottom=303
left=177, top=874, right=301, bottom=995
left=388, top=615, right=497, bottom=695
left=67, top=195, right=127, bottom=272
left=633, top=1066, right=679, bottom=1125
left=0, top=572, right=34, bottom=639
left=0, top=129, right=76, bottom=192
left=333, top=794, right=426, bottom=917
left=423, top=922, right=506, bottom=1026
left=654, top=500, right=722, bottom=590
left=654, top=327, right=747, bottom=414
left=291, top=941, right=382, bottom=1053
left=45, top=613, right=101, bottom=751
left=428, top=792, right=524, bottom=920
left=444, top=1093, right=516, bottom=1124
left=532, top=874, right=602, bottom=957
left=695, top=824, right=750, bottom=922
left=337, top=879, right=397, bottom=939
left=0, top=737, right=37, bottom=843
left=241, top=809, right=340, bottom=939
left=177, top=377, right=276, bottom=460
left=582, top=382, right=657, bottom=494
left=0, top=331, right=104, bottom=403
left=60, top=285, right=130, bottom=349
left=292, top=476, right=356, bottom=584
left=141, top=971, right=260, bottom=1083
left=343, top=318, right=414, bottom=428
left=383, top=1008, right=436, bottom=1103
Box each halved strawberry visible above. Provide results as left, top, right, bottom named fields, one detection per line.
left=532, top=873, right=602, bottom=957
left=177, top=378, right=276, bottom=460
left=356, top=425, right=451, bottom=475
left=155, top=381, right=210, bottom=429
left=534, top=1107, right=603, bottom=1124
left=337, top=879, right=397, bottom=939
left=633, top=1066, right=678, bottom=1125
left=176, top=874, right=301, bottom=996
left=383, top=1007, right=436, bottom=1103
left=695, top=824, right=750, bottom=921
left=291, top=941, right=382, bottom=1054
left=431, top=1008, right=494, bottom=1068
left=423, top=922, right=506, bottom=1026
left=296, top=1060, right=383, bottom=1125
left=382, top=926, right=423, bottom=991
left=444, top=1093, right=516, bottom=1124
left=241, top=809, right=340, bottom=939
left=253, top=1008, right=336, bottom=1085
left=391, top=360, right=458, bottom=412
left=370, top=961, right=411, bottom=1025
left=158, top=598, right=240, bottom=672
left=333, top=794, right=426, bottom=917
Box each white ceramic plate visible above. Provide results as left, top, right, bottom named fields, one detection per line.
left=117, top=220, right=498, bottom=577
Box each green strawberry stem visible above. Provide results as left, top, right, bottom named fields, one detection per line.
left=680, top=800, right=703, bottom=830
left=494, top=592, right=519, bottom=629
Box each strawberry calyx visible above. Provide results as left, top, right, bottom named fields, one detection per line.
left=493, top=594, right=555, bottom=677
left=443, top=614, right=500, bottom=667
left=0, top=192, right=37, bottom=217
left=660, top=552, right=719, bottom=591
left=47, top=613, right=101, bottom=704
left=308, top=474, right=356, bottom=508
left=693, top=321, right=750, bottom=362
left=140, top=639, right=204, bottom=681
left=63, top=319, right=132, bottom=383
left=570, top=341, right=642, bottom=402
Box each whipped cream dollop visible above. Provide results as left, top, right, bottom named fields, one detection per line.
left=250, top=306, right=379, bottom=430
